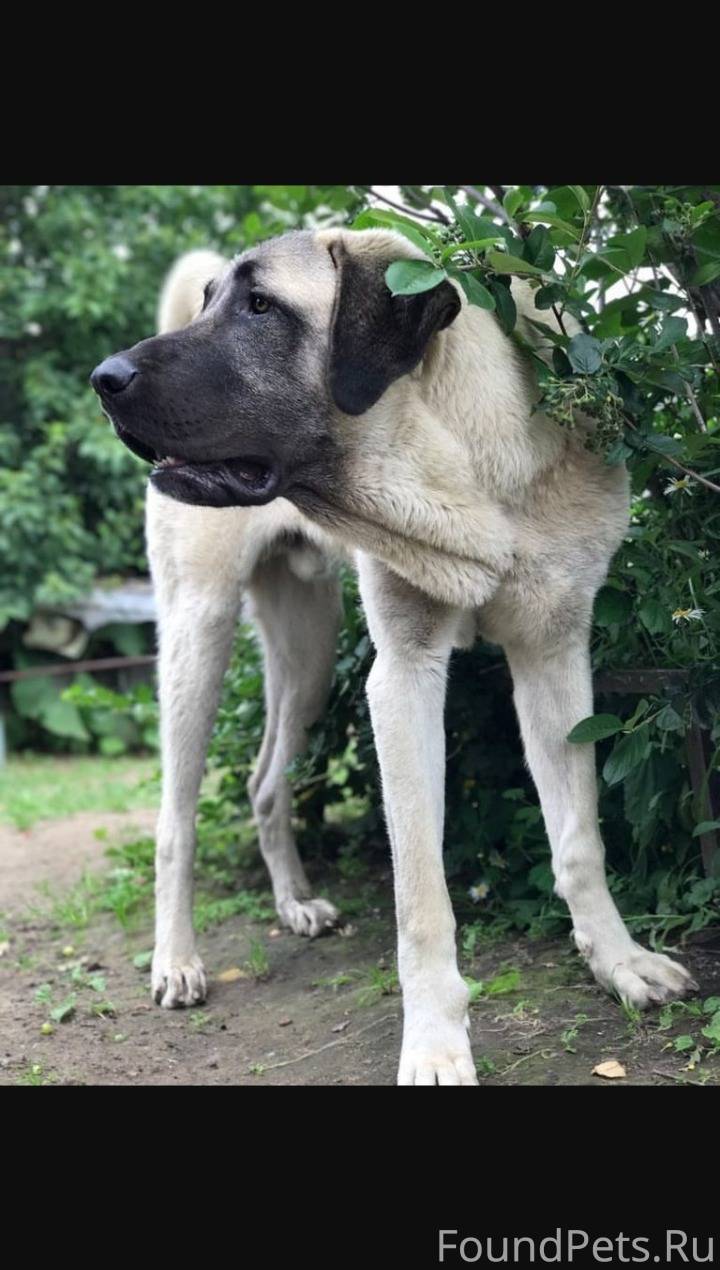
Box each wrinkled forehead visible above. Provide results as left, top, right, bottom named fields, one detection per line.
left=219, top=230, right=336, bottom=327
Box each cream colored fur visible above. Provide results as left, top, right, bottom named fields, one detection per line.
left=146, top=228, right=695, bottom=1085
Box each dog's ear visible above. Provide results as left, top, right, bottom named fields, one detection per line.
left=325, top=234, right=461, bottom=416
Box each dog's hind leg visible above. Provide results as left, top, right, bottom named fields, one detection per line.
left=246, top=547, right=342, bottom=936
left=504, top=631, right=698, bottom=1009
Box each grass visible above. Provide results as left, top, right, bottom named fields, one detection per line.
left=0, top=754, right=161, bottom=829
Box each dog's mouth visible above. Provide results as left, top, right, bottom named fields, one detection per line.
left=114, top=422, right=281, bottom=508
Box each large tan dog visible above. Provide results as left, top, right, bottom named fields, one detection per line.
left=91, top=227, right=696, bottom=1084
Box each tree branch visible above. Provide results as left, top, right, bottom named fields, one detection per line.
left=360, top=186, right=449, bottom=225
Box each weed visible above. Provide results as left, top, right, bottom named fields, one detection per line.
left=475, top=1056, right=497, bottom=1077
left=312, top=970, right=362, bottom=991
left=246, top=938, right=270, bottom=981
left=561, top=1013, right=589, bottom=1053
left=356, top=965, right=399, bottom=1007
left=194, top=891, right=274, bottom=933
left=16, top=1063, right=55, bottom=1086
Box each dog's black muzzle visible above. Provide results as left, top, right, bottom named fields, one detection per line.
left=89, top=352, right=283, bottom=508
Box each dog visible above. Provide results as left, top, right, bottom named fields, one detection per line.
left=90, top=225, right=697, bottom=1085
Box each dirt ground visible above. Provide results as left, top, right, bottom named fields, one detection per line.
left=1, top=811, right=719, bottom=1087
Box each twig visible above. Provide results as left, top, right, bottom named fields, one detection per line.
left=360, top=186, right=448, bottom=225
left=671, top=346, right=708, bottom=432
left=623, top=415, right=720, bottom=494
left=255, top=1012, right=399, bottom=1073
left=651, top=1068, right=711, bottom=1088
left=499, top=1048, right=557, bottom=1076
left=459, top=185, right=513, bottom=227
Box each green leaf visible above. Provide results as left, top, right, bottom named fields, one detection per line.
left=693, top=820, right=720, bottom=838
left=50, top=994, right=77, bottom=1023
left=442, top=190, right=497, bottom=248
left=673, top=1034, right=696, bottom=1052
left=534, top=284, right=565, bottom=310
left=637, top=599, right=672, bottom=635
left=666, top=539, right=703, bottom=561
left=568, top=185, right=590, bottom=213
left=455, top=272, right=495, bottom=310
left=567, top=333, right=603, bottom=375
left=42, top=698, right=90, bottom=741
left=602, top=729, right=652, bottom=787
left=485, top=968, right=521, bottom=996
left=133, top=950, right=153, bottom=969
left=602, top=227, right=647, bottom=273
left=487, top=250, right=546, bottom=278
left=690, top=260, right=720, bottom=288
left=594, top=587, right=632, bottom=626
left=385, top=260, right=447, bottom=296
left=520, top=210, right=581, bottom=240
left=645, top=289, right=684, bottom=313
left=604, top=439, right=633, bottom=466
left=567, top=714, right=625, bottom=744
left=10, top=675, right=60, bottom=721
left=654, top=316, right=688, bottom=352
left=655, top=704, right=685, bottom=732
left=441, top=237, right=504, bottom=264
left=489, top=279, right=517, bottom=334
left=640, top=433, right=685, bottom=458
left=351, top=209, right=435, bottom=258
left=503, top=188, right=525, bottom=219
left=701, top=1012, right=720, bottom=1046
left=523, top=226, right=556, bottom=272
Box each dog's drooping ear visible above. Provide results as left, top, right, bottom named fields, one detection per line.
left=326, top=236, right=461, bottom=416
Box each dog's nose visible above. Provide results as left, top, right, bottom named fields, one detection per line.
left=90, top=354, right=138, bottom=396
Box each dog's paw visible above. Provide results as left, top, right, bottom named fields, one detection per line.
left=397, top=1025, right=479, bottom=1086
left=278, top=897, right=339, bottom=938
left=589, top=944, right=698, bottom=1010
left=152, top=952, right=207, bottom=1008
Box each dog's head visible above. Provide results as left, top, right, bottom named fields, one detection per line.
left=90, top=228, right=461, bottom=508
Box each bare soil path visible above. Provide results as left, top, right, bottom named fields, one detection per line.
left=1, top=812, right=719, bottom=1087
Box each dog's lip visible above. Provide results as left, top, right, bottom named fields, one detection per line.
left=111, top=422, right=274, bottom=488
left=149, top=454, right=276, bottom=483
left=149, top=453, right=282, bottom=507
left=112, top=420, right=160, bottom=465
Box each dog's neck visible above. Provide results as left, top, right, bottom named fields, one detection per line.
left=290, top=286, right=577, bottom=611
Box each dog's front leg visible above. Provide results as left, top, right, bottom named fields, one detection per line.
left=358, top=556, right=478, bottom=1086
left=148, top=497, right=244, bottom=1008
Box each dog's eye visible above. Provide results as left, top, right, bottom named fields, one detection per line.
left=249, top=293, right=271, bottom=315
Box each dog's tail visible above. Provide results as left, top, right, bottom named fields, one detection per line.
left=157, top=249, right=227, bottom=334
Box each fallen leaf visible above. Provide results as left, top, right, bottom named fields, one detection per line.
left=217, top=967, right=248, bottom=983
left=0, top=941, right=10, bottom=958
left=332, top=1021, right=350, bottom=1034
left=339, top=924, right=357, bottom=939
left=278, top=1017, right=292, bottom=1027
left=592, top=1060, right=626, bottom=1080
left=268, top=928, right=282, bottom=938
